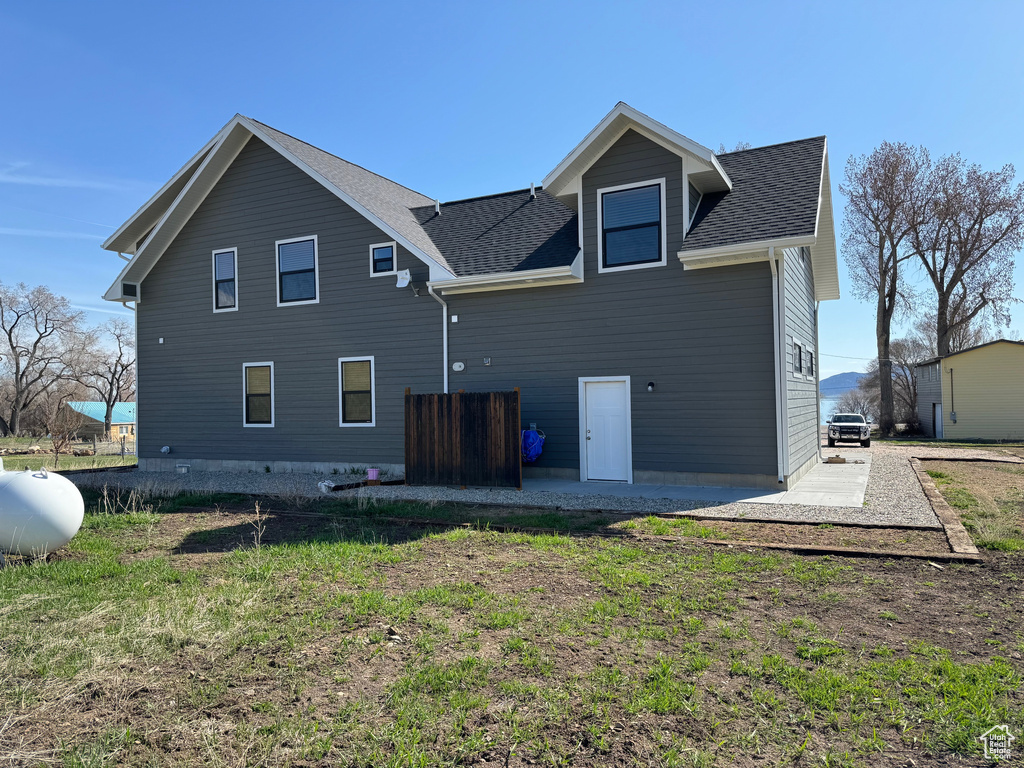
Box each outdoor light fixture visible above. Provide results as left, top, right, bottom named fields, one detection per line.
left=647, top=381, right=655, bottom=392
left=395, top=269, right=420, bottom=296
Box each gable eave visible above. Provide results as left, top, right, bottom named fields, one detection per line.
left=541, top=102, right=733, bottom=197
left=101, top=118, right=236, bottom=254
left=810, top=140, right=840, bottom=301
left=104, top=116, right=457, bottom=301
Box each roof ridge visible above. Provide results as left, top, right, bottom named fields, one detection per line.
left=414, top=187, right=553, bottom=208
left=243, top=116, right=435, bottom=204
left=719, top=135, right=826, bottom=157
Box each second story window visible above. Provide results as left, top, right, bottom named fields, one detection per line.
left=212, top=248, right=237, bottom=312
left=276, top=236, right=319, bottom=306
left=370, top=241, right=397, bottom=276
left=598, top=179, right=666, bottom=273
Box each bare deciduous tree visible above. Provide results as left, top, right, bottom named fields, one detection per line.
left=911, top=311, right=990, bottom=357
left=83, top=318, right=135, bottom=439
left=718, top=141, right=753, bottom=154
left=41, top=387, right=86, bottom=468
left=0, top=283, right=92, bottom=436
left=833, top=388, right=876, bottom=422
left=840, top=143, right=931, bottom=436
left=912, top=155, right=1024, bottom=356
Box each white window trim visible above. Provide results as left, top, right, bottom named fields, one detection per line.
left=243, top=362, right=275, bottom=428
left=275, top=235, right=320, bottom=307
left=212, top=247, right=238, bottom=313
left=369, top=241, right=398, bottom=277
left=792, top=338, right=815, bottom=381
left=338, top=356, right=376, bottom=427
left=577, top=375, right=633, bottom=484
left=597, top=178, right=667, bottom=274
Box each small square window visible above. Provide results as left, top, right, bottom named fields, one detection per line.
left=276, top=236, right=318, bottom=305
left=369, top=241, right=397, bottom=276
left=339, top=357, right=375, bottom=426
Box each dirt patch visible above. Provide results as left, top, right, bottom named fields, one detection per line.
left=4, top=503, right=1022, bottom=767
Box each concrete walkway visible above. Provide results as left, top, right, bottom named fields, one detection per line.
left=523, top=451, right=871, bottom=508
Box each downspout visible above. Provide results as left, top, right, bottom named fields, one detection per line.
left=768, top=249, right=784, bottom=484
left=427, top=285, right=449, bottom=394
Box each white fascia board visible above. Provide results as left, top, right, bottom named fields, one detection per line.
left=240, top=118, right=454, bottom=280
left=810, top=141, right=841, bottom=301
left=542, top=102, right=731, bottom=197
left=101, top=119, right=233, bottom=252
left=677, top=235, right=815, bottom=267
left=427, top=264, right=582, bottom=296
left=103, top=121, right=250, bottom=301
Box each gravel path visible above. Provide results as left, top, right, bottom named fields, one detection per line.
left=859, top=446, right=940, bottom=527
left=69, top=444, right=944, bottom=529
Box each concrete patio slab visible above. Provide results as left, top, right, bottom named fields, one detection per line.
left=523, top=450, right=871, bottom=509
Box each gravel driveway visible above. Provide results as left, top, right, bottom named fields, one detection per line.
left=70, top=443, right=944, bottom=529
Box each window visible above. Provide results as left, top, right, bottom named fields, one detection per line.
left=808, top=352, right=815, bottom=377
left=243, top=362, right=274, bottom=427
left=212, top=248, right=237, bottom=311
left=794, top=343, right=803, bottom=374
left=687, top=180, right=702, bottom=225
left=370, top=241, right=397, bottom=276
left=118, top=425, right=130, bottom=436
left=339, top=357, right=375, bottom=426
left=276, top=236, right=318, bottom=306
left=597, top=179, right=666, bottom=272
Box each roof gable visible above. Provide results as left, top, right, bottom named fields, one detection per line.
left=542, top=102, right=732, bottom=198
left=103, top=115, right=456, bottom=301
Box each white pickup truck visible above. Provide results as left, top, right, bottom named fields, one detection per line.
left=826, top=413, right=871, bottom=448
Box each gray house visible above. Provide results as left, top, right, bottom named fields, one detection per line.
left=102, top=103, right=838, bottom=489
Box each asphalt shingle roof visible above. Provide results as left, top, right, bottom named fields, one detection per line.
left=246, top=118, right=822, bottom=277
left=680, top=136, right=825, bottom=252
left=68, top=402, right=136, bottom=424
left=246, top=118, right=455, bottom=273
left=411, top=189, right=578, bottom=277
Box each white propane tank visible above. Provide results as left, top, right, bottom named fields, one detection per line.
left=0, top=462, right=85, bottom=556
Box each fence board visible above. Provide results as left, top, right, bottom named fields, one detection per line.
left=405, top=389, right=521, bottom=488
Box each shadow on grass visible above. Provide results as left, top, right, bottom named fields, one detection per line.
left=79, top=485, right=726, bottom=559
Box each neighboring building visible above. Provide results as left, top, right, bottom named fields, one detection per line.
left=66, top=402, right=137, bottom=440
left=916, top=340, right=1024, bottom=440
left=100, top=103, right=839, bottom=489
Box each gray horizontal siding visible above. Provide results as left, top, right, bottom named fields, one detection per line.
left=447, top=129, right=777, bottom=477
left=784, top=247, right=820, bottom=469
left=137, top=137, right=442, bottom=463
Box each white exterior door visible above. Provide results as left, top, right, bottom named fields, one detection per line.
left=582, top=379, right=631, bottom=482
left=934, top=404, right=943, bottom=438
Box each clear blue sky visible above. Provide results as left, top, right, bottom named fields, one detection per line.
left=2, top=1, right=1022, bottom=378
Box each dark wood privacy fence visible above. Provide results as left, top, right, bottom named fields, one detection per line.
left=405, top=388, right=522, bottom=489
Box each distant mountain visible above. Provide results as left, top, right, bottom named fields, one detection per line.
left=819, top=371, right=866, bottom=396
